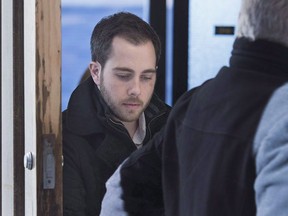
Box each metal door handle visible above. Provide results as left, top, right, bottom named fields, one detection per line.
left=24, top=152, right=34, bottom=170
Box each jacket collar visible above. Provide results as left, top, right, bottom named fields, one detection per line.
left=65, top=77, right=107, bottom=135
left=64, top=77, right=169, bottom=136
left=230, top=37, right=288, bottom=76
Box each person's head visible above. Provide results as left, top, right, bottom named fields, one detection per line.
left=90, top=11, right=161, bottom=68
left=89, top=12, right=160, bottom=124
left=237, top=0, right=288, bottom=47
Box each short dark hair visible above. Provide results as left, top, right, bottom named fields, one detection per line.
left=90, top=12, right=161, bottom=68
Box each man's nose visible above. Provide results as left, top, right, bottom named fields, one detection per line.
left=127, top=78, right=141, bottom=97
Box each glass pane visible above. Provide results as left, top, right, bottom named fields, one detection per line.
left=188, top=0, right=241, bottom=89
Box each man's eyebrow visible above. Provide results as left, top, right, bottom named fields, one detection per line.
left=113, top=67, right=133, bottom=72
left=142, top=69, right=157, bottom=74
left=112, top=67, right=157, bottom=73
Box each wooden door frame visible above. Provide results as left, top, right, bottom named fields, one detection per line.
left=1, top=0, right=62, bottom=215
left=34, top=0, right=62, bottom=214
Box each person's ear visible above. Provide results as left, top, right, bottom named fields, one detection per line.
left=89, top=61, right=102, bottom=86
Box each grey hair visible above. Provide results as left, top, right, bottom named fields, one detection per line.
left=237, top=0, right=288, bottom=47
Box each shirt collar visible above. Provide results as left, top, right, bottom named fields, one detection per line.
left=132, top=113, right=146, bottom=148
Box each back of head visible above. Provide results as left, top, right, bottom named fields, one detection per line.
left=90, top=12, right=161, bottom=68
left=237, top=0, right=288, bottom=47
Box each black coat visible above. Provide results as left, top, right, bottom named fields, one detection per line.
left=63, top=77, right=170, bottom=216
left=117, top=38, right=288, bottom=216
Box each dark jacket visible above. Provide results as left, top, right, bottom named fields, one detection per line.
left=116, top=38, right=288, bottom=216
left=62, top=77, right=170, bottom=216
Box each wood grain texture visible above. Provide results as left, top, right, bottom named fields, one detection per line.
left=35, top=0, right=62, bottom=215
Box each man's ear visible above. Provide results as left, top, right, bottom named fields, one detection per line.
left=89, top=61, right=102, bottom=86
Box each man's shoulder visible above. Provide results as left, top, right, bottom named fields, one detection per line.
left=168, top=83, right=204, bottom=119
left=254, top=83, right=288, bottom=153
left=259, top=83, right=288, bottom=128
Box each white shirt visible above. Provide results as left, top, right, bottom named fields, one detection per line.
left=132, top=113, right=146, bottom=148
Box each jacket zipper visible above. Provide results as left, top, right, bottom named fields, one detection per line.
left=107, top=118, right=131, bottom=139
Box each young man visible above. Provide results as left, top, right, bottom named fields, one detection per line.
left=101, top=0, right=288, bottom=215
left=62, top=12, right=170, bottom=216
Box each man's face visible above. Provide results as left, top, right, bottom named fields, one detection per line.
left=90, top=36, right=157, bottom=123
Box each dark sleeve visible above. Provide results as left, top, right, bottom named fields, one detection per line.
left=63, top=131, right=104, bottom=216
left=63, top=130, right=119, bottom=216
left=120, top=129, right=165, bottom=216
left=63, top=132, right=89, bottom=216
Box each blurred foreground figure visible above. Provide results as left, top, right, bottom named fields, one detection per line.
left=101, top=0, right=288, bottom=215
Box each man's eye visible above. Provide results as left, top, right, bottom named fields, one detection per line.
left=116, top=74, right=131, bottom=80
left=141, top=76, right=152, bottom=81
